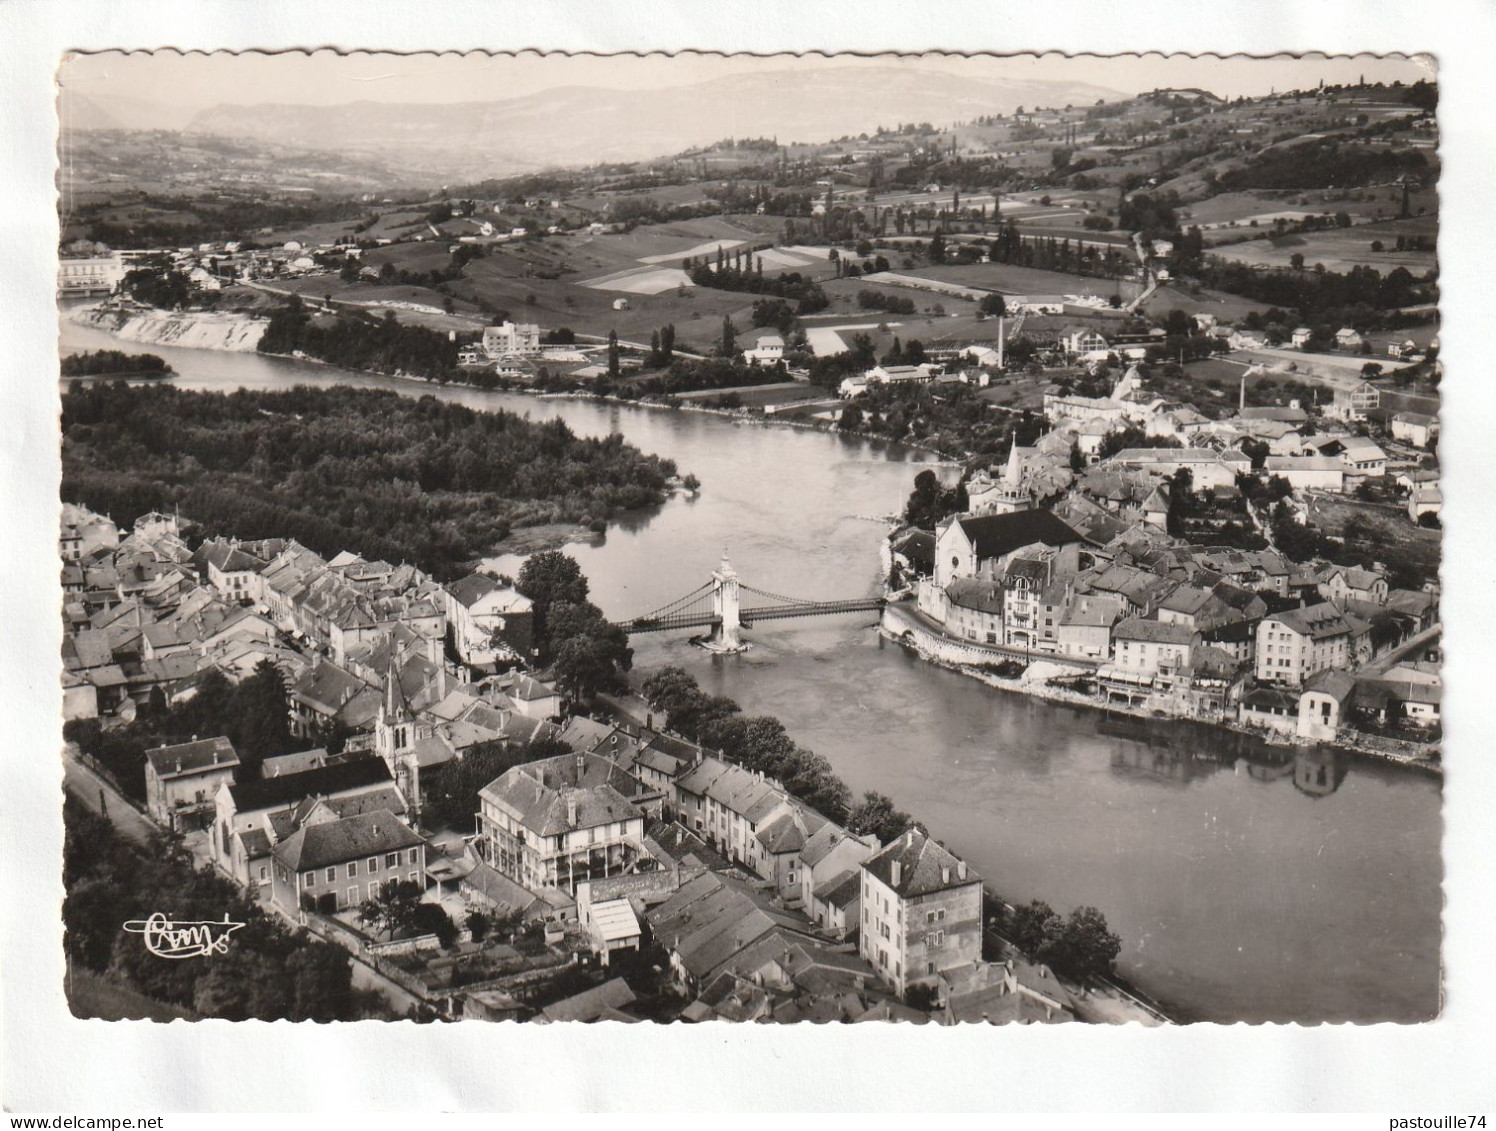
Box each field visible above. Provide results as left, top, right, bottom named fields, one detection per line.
left=1304, top=494, right=1441, bottom=586
left=1206, top=216, right=1438, bottom=275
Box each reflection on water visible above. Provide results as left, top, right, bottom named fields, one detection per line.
left=57, top=311, right=1442, bottom=1023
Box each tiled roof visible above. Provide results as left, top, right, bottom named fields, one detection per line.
left=1114, top=617, right=1195, bottom=645
left=272, top=809, right=422, bottom=872
left=954, top=510, right=1087, bottom=562
left=1267, top=602, right=1354, bottom=641
left=862, top=827, right=978, bottom=898
left=145, top=736, right=238, bottom=778
left=945, top=578, right=1003, bottom=615
left=539, top=978, right=637, bottom=1023
left=480, top=752, right=644, bottom=837
left=816, top=869, right=863, bottom=910
left=228, top=756, right=393, bottom=814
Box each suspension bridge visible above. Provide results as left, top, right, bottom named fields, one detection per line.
left=616, top=554, right=885, bottom=653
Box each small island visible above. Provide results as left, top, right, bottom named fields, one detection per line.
left=60, top=348, right=174, bottom=380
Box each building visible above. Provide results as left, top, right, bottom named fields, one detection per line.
left=1058, top=593, right=1124, bottom=659
left=1328, top=381, right=1380, bottom=422
left=1112, top=617, right=1198, bottom=677
left=270, top=809, right=426, bottom=915
left=1101, top=448, right=1253, bottom=492
left=859, top=827, right=982, bottom=997
left=481, top=321, right=541, bottom=359
left=1339, top=438, right=1387, bottom=476
left=1298, top=670, right=1356, bottom=742
left=933, top=509, right=1088, bottom=589
left=744, top=334, right=785, bottom=365
left=965, top=444, right=1033, bottom=517
left=1334, top=327, right=1364, bottom=351
left=1317, top=565, right=1388, bottom=606
left=1291, top=327, right=1313, bottom=348
left=1263, top=456, right=1345, bottom=492
left=144, top=736, right=240, bottom=832
left=444, top=573, right=534, bottom=667
left=1390, top=412, right=1438, bottom=449
left=60, top=504, right=120, bottom=561
left=476, top=752, right=649, bottom=896
left=57, top=252, right=126, bottom=296
left=1255, top=603, right=1355, bottom=687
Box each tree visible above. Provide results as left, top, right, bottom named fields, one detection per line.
left=1006, top=900, right=1064, bottom=959
left=1052, top=906, right=1121, bottom=980
left=1290, top=252, right=1305, bottom=271
left=285, top=941, right=353, bottom=1022
left=978, top=292, right=1007, bottom=318
left=839, top=404, right=863, bottom=432
left=720, top=315, right=738, bottom=358
left=358, top=880, right=425, bottom=941
left=606, top=330, right=620, bottom=379
left=411, top=903, right=458, bottom=949
left=232, top=660, right=293, bottom=776
left=929, top=232, right=947, bottom=264
left=517, top=550, right=589, bottom=655
left=847, top=791, right=912, bottom=844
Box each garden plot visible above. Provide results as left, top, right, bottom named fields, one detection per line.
left=637, top=239, right=745, bottom=264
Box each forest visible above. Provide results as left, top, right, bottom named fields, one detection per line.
left=61, top=382, right=683, bottom=579
left=258, top=300, right=459, bottom=382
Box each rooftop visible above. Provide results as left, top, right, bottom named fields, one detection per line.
left=862, top=827, right=978, bottom=898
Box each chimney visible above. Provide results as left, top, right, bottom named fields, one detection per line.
left=957, top=860, right=967, bottom=881
left=566, top=791, right=578, bottom=828
left=575, top=753, right=585, bottom=784
left=891, top=860, right=902, bottom=887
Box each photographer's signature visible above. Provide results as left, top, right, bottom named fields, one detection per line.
left=123, top=912, right=245, bottom=959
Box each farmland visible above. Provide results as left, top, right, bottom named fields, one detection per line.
left=1205, top=216, right=1438, bottom=274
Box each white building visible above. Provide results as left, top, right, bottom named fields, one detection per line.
left=57, top=252, right=126, bottom=297
left=744, top=334, right=785, bottom=365
left=482, top=321, right=542, bottom=359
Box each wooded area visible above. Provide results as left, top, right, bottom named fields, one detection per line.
left=62, top=382, right=682, bottom=579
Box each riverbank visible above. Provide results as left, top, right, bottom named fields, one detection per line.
left=67, top=302, right=266, bottom=352
left=881, top=599, right=1443, bottom=777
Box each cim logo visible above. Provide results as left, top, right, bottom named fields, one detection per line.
left=122, top=912, right=245, bottom=960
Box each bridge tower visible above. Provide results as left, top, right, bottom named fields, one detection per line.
left=706, top=550, right=749, bottom=653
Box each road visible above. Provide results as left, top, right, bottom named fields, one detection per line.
left=62, top=743, right=156, bottom=844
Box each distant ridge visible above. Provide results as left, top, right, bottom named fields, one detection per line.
left=170, top=67, right=1129, bottom=178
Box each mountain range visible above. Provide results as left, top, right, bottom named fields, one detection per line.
left=164, top=67, right=1128, bottom=179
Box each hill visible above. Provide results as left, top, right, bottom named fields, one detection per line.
left=182, top=67, right=1127, bottom=178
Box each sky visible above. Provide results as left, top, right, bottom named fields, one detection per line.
left=58, top=50, right=1434, bottom=125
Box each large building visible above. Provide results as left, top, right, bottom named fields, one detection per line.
left=1256, top=603, right=1355, bottom=687
left=476, top=752, right=650, bottom=896
left=481, top=321, right=542, bottom=359
left=144, top=736, right=240, bottom=832
left=859, top=827, right=982, bottom=997
left=57, top=252, right=126, bottom=296
left=933, top=509, right=1088, bottom=589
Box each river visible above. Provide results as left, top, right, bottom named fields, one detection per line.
left=59, top=310, right=1443, bottom=1023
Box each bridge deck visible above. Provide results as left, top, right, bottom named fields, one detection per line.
left=620, top=597, right=884, bottom=634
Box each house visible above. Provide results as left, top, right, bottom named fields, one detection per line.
left=1339, top=438, right=1387, bottom=476
left=1227, top=329, right=1265, bottom=351
left=537, top=978, right=639, bottom=1023
left=481, top=321, right=541, bottom=359
left=60, top=504, right=120, bottom=561
left=211, top=755, right=403, bottom=889
left=444, top=573, right=534, bottom=667
left=939, top=578, right=1005, bottom=645
left=1057, top=593, right=1123, bottom=659
left=1111, top=617, right=1198, bottom=676
left=1255, top=603, right=1355, bottom=687
left=1317, top=565, right=1388, bottom=606
left=1291, top=327, right=1313, bottom=349
left=475, top=752, right=650, bottom=896
left=1298, top=669, right=1356, bottom=742
left=197, top=539, right=267, bottom=601
left=144, top=736, right=240, bottom=832
left=744, top=334, right=785, bottom=365
left=1328, top=381, right=1379, bottom=422
left=1407, top=485, right=1442, bottom=523
left=579, top=898, right=643, bottom=967
left=270, top=809, right=427, bottom=916
left=1390, top=412, right=1438, bottom=449
left=612, top=298, right=631, bottom=311
left=1334, top=327, right=1364, bottom=351
left=859, top=827, right=982, bottom=997
left=1237, top=686, right=1300, bottom=735
left=797, top=824, right=880, bottom=912
left=674, top=754, right=806, bottom=878
left=933, top=509, right=1088, bottom=589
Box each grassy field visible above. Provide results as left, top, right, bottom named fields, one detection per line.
left=1206, top=217, right=1438, bottom=275
left=67, top=967, right=198, bottom=1022
left=1305, top=493, right=1441, bottom=584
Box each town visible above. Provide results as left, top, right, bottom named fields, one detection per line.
left=60, top=505, right=1123, bottom=1024
left=53, top=58, right=1443, bottom=1028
